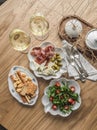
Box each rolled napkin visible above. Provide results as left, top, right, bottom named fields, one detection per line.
left=62, top=40, right=97, bottom=81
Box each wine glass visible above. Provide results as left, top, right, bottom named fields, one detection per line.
left=29, top=13, right=49, bottom=41
left=9, top=29, right=31, bottom=53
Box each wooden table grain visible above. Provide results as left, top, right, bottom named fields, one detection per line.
left=0, top=0, right=97, bottom=130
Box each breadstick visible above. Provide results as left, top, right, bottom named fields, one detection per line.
left=25, top=95, right=30, bottom=103
left=15, top=72, right=23, bottom=83
left=10, top=75, right=16, bottom=82
left=16, top=71, right=27, bottom=84
left=10, top=74, right=27, bottom=103
left=21, top=96, right=28, bottom=103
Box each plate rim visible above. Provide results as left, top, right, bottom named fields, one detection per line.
left=8, top=65, right=39, bottom=106
left=27, top=41, right=67, bottom=80
left=85, top=29, right=97, bottom=50
left=42, top=77, right=81, bottom=117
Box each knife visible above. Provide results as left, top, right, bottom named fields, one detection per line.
left=66, top=55, right=86, bottom=82
left=65, top=45, right=88, bottom=77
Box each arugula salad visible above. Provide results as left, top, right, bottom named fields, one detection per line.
left=47, top=81, right=79, bottom=114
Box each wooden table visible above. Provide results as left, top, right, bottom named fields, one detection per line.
left=0, top=0, right=97, bottom=130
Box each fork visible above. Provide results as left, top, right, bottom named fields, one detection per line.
left=66, top=56, right=86, bottom=82
left=71, top=46, right=88, bottom=77
left=65, top=45, right=88, bottom=77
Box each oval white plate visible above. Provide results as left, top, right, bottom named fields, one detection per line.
left=42, top=78, right=81, bottom=117
left=28, top=41, right=67, bottom=80
left=8, top=66, right=39, bottom=106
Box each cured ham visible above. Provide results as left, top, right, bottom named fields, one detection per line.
left=30, top=47, right=42, bottom=56
left=31, top=45, right=55, bottom=65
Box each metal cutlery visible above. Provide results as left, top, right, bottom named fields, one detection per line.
left=72, top=72, right=97, bottom=78
left=65, top=45, right=88, bottom=76
left=71, top=47, right=88, bottom=77
left=66, top=55, right=86, bottom=82
left=64, top=45, right=87, bottom=82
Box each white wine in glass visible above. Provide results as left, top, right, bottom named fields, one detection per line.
left=30, top=13, right=49, bottom=41
left=9, top=29, right=31, bottom=52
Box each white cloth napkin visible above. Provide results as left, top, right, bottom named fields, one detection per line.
left=62, top=40, right=97, bottom=81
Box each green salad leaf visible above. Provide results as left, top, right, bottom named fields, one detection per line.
left=46, top=81, right=79, bottom=114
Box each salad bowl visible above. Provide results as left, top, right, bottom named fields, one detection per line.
left=42, top=78, right=81, bottom=117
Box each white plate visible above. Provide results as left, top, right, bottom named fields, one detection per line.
left=42, top=78, right=81, bottom=117
left=8, top=66, right=39, bottom=106
left=85, top=29, right=97, bottom=50
left=28, top=41, right=67, bottom=80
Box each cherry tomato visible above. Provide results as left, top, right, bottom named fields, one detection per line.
left=49, top=96, right=53, bottom=102
left=70, top=86, right=75, bottom=92
left=60, top=95, right=64, bottom=99
left=68, top=98, right=74, bottom=104
left=56, top=90, right=60, bottom=94
left=72, top=100, right=76, bottom=105
left=64, top=105, right=69, bottom=110
left=52, top=105, right=57, bottom=110
left=55, top=82, right=60, bottom=87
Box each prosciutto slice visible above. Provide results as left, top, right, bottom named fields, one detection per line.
left=30, top=47, right=42, bottom=56
left=31, top=45, right=55, bottom=65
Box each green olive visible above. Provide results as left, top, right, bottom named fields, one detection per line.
left=57, top=59, right=61, bottom=62
left=56, top=66, right=60, bottom=70
left=52, top=66, right=56, bottom=70
left=57, top=56, right=61, bottom=59
left=54, top=64, right=60, bottom=70
left=51, top=57, right=55, bottom=62
left=54, top=61, right=58, bottom=64
left=57, top=63, right=62, bottom=66
left=56, top=53, right=60, bottom=56
left=54, top=64, right=58, bottom=68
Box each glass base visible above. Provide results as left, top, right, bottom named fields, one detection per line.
left=34, top=33, right=49, bottom=41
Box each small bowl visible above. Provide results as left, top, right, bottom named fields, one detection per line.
left=65, top=19, right=83, bottom=38
left=85, top=29, right=97, bottom=50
